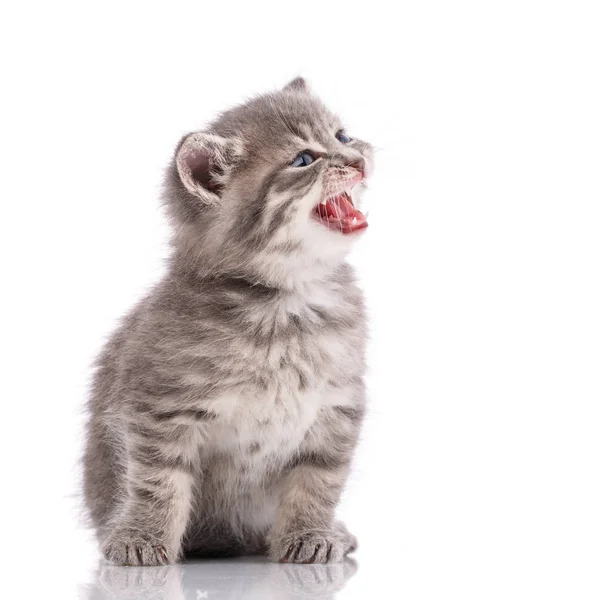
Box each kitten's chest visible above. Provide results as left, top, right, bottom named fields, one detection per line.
left=199, top=280, right=364, bottom=458
left=210, top=387, right=322, bottom=460
left=206, top=335, right=351, bottom=459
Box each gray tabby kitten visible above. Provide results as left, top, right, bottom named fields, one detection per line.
left=83, top=77, right=373, bottom=566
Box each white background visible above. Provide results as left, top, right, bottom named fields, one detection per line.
left=2, top=1, right=599, bottom=598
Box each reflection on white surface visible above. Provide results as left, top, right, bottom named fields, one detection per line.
left=81, top=557, right=357, bottom=600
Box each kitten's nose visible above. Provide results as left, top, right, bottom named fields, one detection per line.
left=346, top=158, right=365, bottom=176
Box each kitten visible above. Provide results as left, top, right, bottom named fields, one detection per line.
left=83, top=77, right=373, bottom=566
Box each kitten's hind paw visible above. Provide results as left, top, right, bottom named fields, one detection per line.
left=101, top=529, right=175, bottom=566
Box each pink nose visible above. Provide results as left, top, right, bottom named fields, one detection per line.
left=346, top=158, right=365, bottom=176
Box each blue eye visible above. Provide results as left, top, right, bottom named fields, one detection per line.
left=290, top=151, right=315, bottom=167
left=336, top=130, right=352, bottom=144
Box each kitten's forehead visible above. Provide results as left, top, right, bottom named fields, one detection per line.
left=209, top=90, right=341, bottom=150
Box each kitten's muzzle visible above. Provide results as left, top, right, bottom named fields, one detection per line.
left=313, top=172, right=368, bottom=235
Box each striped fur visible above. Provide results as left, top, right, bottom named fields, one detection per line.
left=82, top=78, right=373, bottom=565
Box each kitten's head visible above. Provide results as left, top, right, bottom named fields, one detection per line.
left=165, top=78, right=374, bottom=287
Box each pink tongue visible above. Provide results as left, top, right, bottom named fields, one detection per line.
left=315, top=193, right=368, bottom=234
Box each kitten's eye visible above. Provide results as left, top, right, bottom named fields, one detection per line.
left=336, top=130, right=352, bottom=144
left=290, top=151, right=315, bottom=168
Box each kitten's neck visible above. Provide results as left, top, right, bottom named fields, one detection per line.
left=171, top=248, right=348, bottom=295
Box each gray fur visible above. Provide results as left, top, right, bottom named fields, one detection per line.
left=82, top=78, right=374, bottom=566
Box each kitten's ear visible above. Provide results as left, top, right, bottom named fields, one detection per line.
left=175, top=132, right=242, bottom=204
left=283, top=77, right=309, bottom=93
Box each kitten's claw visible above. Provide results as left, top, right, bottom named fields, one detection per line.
left=101, top=530, right=175, bottom=566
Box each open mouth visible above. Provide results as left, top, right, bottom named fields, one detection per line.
left=313, top=190, right=368, bottom=235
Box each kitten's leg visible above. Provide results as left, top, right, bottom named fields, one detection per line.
left=101, top=412, right=206, bottom=566
left=268, top=465, right=354, bottom=564
left=268, top=391, right=365, bottom=564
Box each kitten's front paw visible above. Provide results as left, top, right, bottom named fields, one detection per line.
left=271, top=529, right=356, bottom=564
left=101, top=529, right=175, bottom=566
